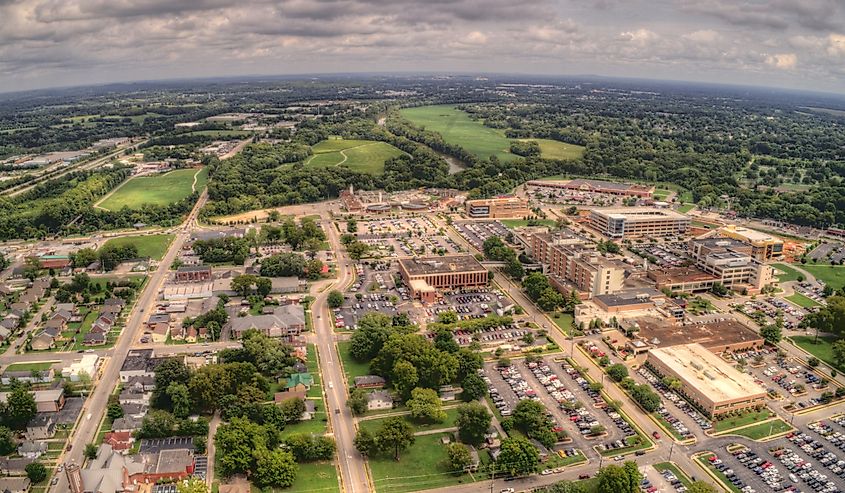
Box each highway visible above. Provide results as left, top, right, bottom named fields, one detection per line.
left=314, top=211, right=371, bottom=493
left=49, top=189, right=207, bottom=493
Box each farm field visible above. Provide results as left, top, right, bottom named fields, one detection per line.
left=101, top=234, right=174, bottom=260
left=800, top=264, right=845, bottom=290
left=98, top=168, right=207, bottom=210
left=400, top=105, right=519, bottom=162
left=516, top=138, right=585, bottom=160
left=306, top=138, right=405, bottom=175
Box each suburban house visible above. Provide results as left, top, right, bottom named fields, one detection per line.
left=104, top=431, right=134, bottom=453
left=111, top=416, right=143, bottom=433
left=284, top=373, right=314, bottom=393
left=83, top=332, right=107, bottom=346
left=367, top=391, right=394, bottom=411
left=0, top=477, right=31, bottom=493
left=354, top=375, right=386, bottom=389
left=18, top=440, right=47, bottom=459
left=1, top=367, right=54, bottom=385
left=26, top=414, right=56, bottom=440
left=0, top=388, right=65, bottom=412
left=30, top=332, right=55, bottom=351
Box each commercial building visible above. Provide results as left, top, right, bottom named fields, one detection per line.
left=175, top=265, right=212, bottom=283
left=531, top=232, right=627, bottom=298
left=588, top=207, right=691, bottom=239
left=465, top=196, right=529, bottom=219
left=591, top=288, right=667, bottom=313
left=229, top=304, right=306, bottom=339
left=398, top=256, right=488, bottom=303
left=527, top=178, right=654, bottom=198
left=646, top=343, right=768, bottom=417
left=689, top=238, right=774, bottom=291
left=648, top=266, right=719, bottom=293
left=716, top=225, right=784, bottom=261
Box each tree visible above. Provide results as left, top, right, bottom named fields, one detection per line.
left=84, top=443, right=98, bottom=460
left=107, top=402, right=124, bottom=420
left=391, top=360, right=420, bottom=400
left=0, top=426, right=15, bottom=455
left=808, top=357, right=820, bottom=368
left=445, top=443, right=473, bottom=473
left=328, top=290, right=344, bottom=308
left=833, top=339, right=845, bottom=367
left=607, top=364, right=629, bottom=382
left=597, top=462, right=642, bottom=493
left=456, top=402, right=492, bottom=446
left=279, top=398, right=306, bottom=424
left=688, top=482, right=718, bottom=493
left=255, top=277, right=272, bottom=297
left=167, top=382, right=192, bottom=419
left=760, top=323, right=782, bottom=345
left=710, top=282, right=729, bottom=297
left=407, top=387, right=446, bottom=423
left=346, top=241, right=370, bottom=260
left=537, top=287, right=566, bottom=312
left=460, top=373, right=487, bottom=401
left=354, top=428, right=378, bottom=457
left=375, top=416, right=415, bottom=460
left=348, top=388, right=369, bottom=415
left=5, top=386, right=36, bottom=429
left=260, top=252, right=306, bottom=277
left=254, top=449, right=298, bottom=488
left=497, top=436, right=540, bottom=476
left=177, top=477, right=210, bottom=493
left=153, top=358, right=191, bottom=409
left=25, top=462, right=47, bottom=483
left=630, top=384, right=661, bottom=412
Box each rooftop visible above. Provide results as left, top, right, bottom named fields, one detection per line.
left=399, top=255, right=486, bottom=276
left=649, top=343, right=767, bottom=402
left=719, top=225, right=782, bottom=243
left=564, top=178, right=653, bottom=192
left=633, top=316, right=763, bottom=350
left=593, top=288, right=664, bottom=307
left=648, top=266, right=718, bottom=284
left=593, top=207, right=689, bottom=221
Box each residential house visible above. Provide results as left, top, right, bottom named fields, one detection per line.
left=111, top=416, right=143, bottom=433
left=126, top=375, right=155, bottom=392
left=26, top=414, right=56, bottom=440
left=120, top=349, right=155, bottom=382
left=0, top=326, right=10, bottom=341
left=30, top=332, right=55, bottom=351
left=83, top=332, right=106, bottom=346
left=284, top=373, right=314, bottom=393
left=302, top=400, right=317, bottom=421
left=184, top=327, right=197, bottom=343
left=0, top=477, right=31, bottom=493
left=81, top=444, right=145, bottom=493
left=18, top=440, right=47, bottom=459
left=120, top=403, right=148, bottom=420
left=118, top=388, right=150, bottom=407
left=0, top=458, right=33, bottom=476
left=0, top=316, right=18, bottom=333
left=0, top=388, right=64, bottom=412
left=354, top=375, right=386, bottom=389
left=229, top=303, right=306, bottom=339
left=104, top=431, right=134, bottom=453
left=1, top=368, right=54, bottom=385
left=149, top=322, right=170, bottom=343
left=367, top=391, right=394, bottom=411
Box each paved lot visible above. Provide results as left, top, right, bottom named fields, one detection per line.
left=453, top=220, right=510, bottom=250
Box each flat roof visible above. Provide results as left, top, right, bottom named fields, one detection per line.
left=593, top=288, right=664, bottom=307
left=466, top=197, right=526, bottom=205
left=634, top=317, right=763, bottom=349
left=399, top=255, right=486, bottom=276
left=650, top=343, right=766, bottom=402
left=592, top=207, right=689, bottom=221
left=565, top=178, right=653, bottom=192
left=649, top=266, right=718, bottom=284
left=719, top=225, right=781, bottom=243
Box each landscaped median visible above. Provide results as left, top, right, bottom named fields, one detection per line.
left=709, top=409, right=795, bottom=441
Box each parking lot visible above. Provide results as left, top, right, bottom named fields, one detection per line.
left=351, top=217, right=463, bottom=257
left=629, top=242, right=691, bottom=268
left=525, top=184, right=640, bottom=207
left=636, top=365, right=711, bottom=440
left=732, top=297, right=809, bottom=330
left=453, top=220, right=511, bottom=251
left=336, top=261, right=414, bottom=329
left=807, top=243, right=845, bottom=264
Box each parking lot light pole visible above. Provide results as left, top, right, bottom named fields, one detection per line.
left=668, top=441, right=675, bottom=462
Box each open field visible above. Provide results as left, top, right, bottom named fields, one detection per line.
left=500, top=219, right=557, bottom=228
left=516, top=138, right=585, bottom=160
left=786, top=292, right=820, bottom=308
left=800, top=264, right=845, bottom=290
left=98, top=168, right=206, bottom=210
left=728, top=419, right=793, bottom=440
left=678, top=203, right=696, bottom=213
left=358, top=407, right=461, bottom=435
left=5, top=361, right=56, bottom=372
left=101, top=234, right=174, bottom=260
left=792, top=335, right=844, bottom=372
left=713, top=410, right=771, bottom=433
left=772, top=263, right=803, bottom=282
left=400, top=105, right=519, bottom=162
left=306, top=138, right=404, bottom=175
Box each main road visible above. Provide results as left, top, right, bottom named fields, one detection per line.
left=313, top=211, right=371, bottom=493
left=49, top=190, right=208, bottom=493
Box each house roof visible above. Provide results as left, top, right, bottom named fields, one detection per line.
left=285, top=373, right=314, bottom=389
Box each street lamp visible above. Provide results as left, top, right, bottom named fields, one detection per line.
left=668, top=441, right=675, bottom=462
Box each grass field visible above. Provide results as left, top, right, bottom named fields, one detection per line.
left=713, top=410, right=771, bottom=433
left=792, top=335, right=844, bottom=372
left=101, top=234, right=174, bottom=260
left=337, top=340, right=371, bottom=381
left=678, top=203, right=696, bottom=213
left=550, top=313, right=574, bottom=335
left=401, top=105, right=519, bottom=162
left=98, top=168, right=207, bottom=210
left=306, top=138, right=405, bottom=175
left=500, top=219, right=557, bottom=229
left=516, top=138, right=585, bottom=160
left=772, top=263, right=803, bottom=282
left=358, top=407, right=461, bottom=435
left=368, top=433, right=483, bottom=493
left=729, top=419, right=793, bottom=440
left=5, top=361, right=56, bottom=372
left=786, top=292, right=820, bottom=308
left=800, top=265, right=845, bottom=290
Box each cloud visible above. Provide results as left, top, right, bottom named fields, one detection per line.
left=619, top=28, right=659, bottom=45
left=765, top=53, right=797, bottom=69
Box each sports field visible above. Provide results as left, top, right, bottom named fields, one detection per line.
left=400, top=105, right=519, bottom=162
left=101, top=234, right=174, bottom=260
left=516, top=138, right=585, bottom=160
left=305, top=138, right=404, bottom=175
left=98, top=168, right=207, bottom=210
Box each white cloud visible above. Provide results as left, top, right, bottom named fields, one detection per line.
left=619, top=28, right=659, bottom=45
left=828, top=34, right=845, bottom=56
left=683, top=30, right=719, bottom=43
left=765, top=53, right=797, bottom=69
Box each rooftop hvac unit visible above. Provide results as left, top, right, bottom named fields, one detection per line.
left=703, top=370, right=716, bottom=380
left=691, top=361, right=703, bottom=371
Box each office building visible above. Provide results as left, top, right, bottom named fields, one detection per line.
left=531, top=232, right=627, bottom=298
left=647, top=343, right=768, bottom=417
left=465, top=197, right=529, bottom=219
left=398, top=256, right=488, bottom=303
left=589, top=207, right=691, bottom=239
left=716, top=225, right=784, bottom=261
left=527, top=178, right=654, bottom=198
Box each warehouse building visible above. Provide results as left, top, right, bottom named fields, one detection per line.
left=646, top=343, right=767, bottom=417
left=589, top=207, right=691, bottom=239
left=398, top=256, right=488, bottom=303
left=465, top=197, right=529, bottom=219
left=715, top=225, right=784, bottom=261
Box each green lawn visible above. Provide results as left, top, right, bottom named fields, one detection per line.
left=500, top=219, right=557, bottom=229
left=801, top=265, right=845, bottom=290
left=98, top=168, right=207, bottom=210
left=400, top=105, right=519, bottom=162
left=729, top=419, right=793, bottom=440
left=358, top=407, right=461, bottom=436
left=337, top=340, right=371, bottom=381
left=550, top=313, right=574, bottom=335
left=786, top=292, right=820, bottom=308
left=713, top=410, right=772, bottom=433
left=305, top=343, right=324, bottom=399
left=654, top=462, right=693, bottom=488
left=678, top=203, right=696, bottom=214
left=278, top=411, right=328, bottom=438
left=368, top=433, right=483, bottom=493
left=792, top=335, right=844, bottom=372
left=772, top=263, right=803, bottom=282
left=101, top=234, right=174, bottom=260
left=305, top=138, right=405, bottom=175
left=264, top=461, right=339, bottom=493
left=4, top=361, right=56, bottom=372
left=516, top=138, right=585, bottom=160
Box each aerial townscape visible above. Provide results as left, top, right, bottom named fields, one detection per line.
left=2, top=3, right=845, bottom=493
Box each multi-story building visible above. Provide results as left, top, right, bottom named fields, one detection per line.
left=689, top=238, right=774, bottom=291
left=531, top=232, right=627, bottom=298
left=588, top=207, right=691, bottom=239
left=465, top=196, right=529, bottom=219
left=715, top=225, right=784, bottom=261
left=174, top=266, right=212, bottom=283
left=398, top=256, right=489, bottom=303
left=647, top=343, right=768, bottom=417
left=527, top=178, right=654, bottom=198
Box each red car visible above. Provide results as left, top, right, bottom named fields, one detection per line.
left=652, top=431, right=661, bottom=440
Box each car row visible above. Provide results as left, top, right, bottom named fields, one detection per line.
left=731, top=447, right=788, bottom=492
left=639, top=366, right=712, bottom=431
left=525, top=361, right=597, bottom=437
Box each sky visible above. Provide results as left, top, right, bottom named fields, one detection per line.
left=2, top=0, right=845, bottom=94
